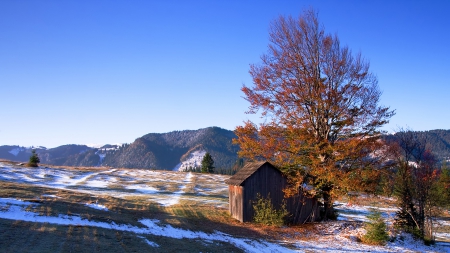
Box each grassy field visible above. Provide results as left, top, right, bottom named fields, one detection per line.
left=0, top=162, right=288, bottom=252
left=0, top=180, right=263, bottom=252
left=0, top=161, right=449, bottom=252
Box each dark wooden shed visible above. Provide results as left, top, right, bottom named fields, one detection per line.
left=225, top=161, right=319, bottom=224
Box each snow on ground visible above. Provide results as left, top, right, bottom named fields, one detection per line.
left=137, top=235, right=159, bottom=247
left=85, top=202, right=109, bottom=211
left=41, top=194, right=60, bottom=198
left=153, top=172, right=194, bottom=206
left=193, top=173, right=229, bottom=197
left=53, top=172, right=99, bottom=186
left=0, top=198, right=291, bottom=252
left=335, top=201, right=398, bottom=223
left=437, top=233, right=450, bottom=239
left=172, top=150, right=206, bottom=171
left=0, top=163, right=228, bottom=207
left=126, top=184, right=159, bottom=194
left=292, top=229, right=450, bottom=253
left=333, top=200, right=450, bottom=252
left=0, top=162, right=449, bottom=252
left=0, top=198, right=37, bottom=207
left=0, top=197, right=448, bottom=252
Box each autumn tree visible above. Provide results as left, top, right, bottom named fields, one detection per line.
left=234, top=9, right=394, bottom=220
left=201, top=152, right=215, bottom=173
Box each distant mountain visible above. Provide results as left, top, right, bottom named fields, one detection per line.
left=0, top=127, right=239, bottom=170
left=0, top=146, right=31, bottom=162
left=0, top=144, right=102, bottom=167
left=102, top=127, right=239, bottom=170
left=2, top=128, right=449, bottom=170
left=385, top=129, right=450, bottom=161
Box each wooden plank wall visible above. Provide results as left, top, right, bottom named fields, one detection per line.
left=242, top=163, right=286, bottom=222
left=285, top=192, right=320, bottom=224
left=228, top=185, right=244, bottom=222
left=229, top=163, right=320, bottom=224
left=241, top=163, right=320, bottom=223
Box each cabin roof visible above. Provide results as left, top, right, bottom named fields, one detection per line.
left=225, top=161, right=278, bottom=186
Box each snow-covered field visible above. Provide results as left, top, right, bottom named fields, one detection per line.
left=0, top=162, right=449, bottom=252
left=0, top=163, right=229, bottom=208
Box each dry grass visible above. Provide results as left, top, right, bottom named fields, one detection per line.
left=0, top=181, right=264, bottom=252
left=1, top=161, right=448, bottom=251
left=0, top=218, right=242, bottom=253
left=0, top=179, right=321, bottom=252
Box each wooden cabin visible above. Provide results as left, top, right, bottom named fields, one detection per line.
left=225, top=161, right=319, bottom=224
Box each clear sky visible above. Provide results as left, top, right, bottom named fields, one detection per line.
left=1, top=1, right=449, bottom=148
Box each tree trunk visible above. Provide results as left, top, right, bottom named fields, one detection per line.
left=322, top=191, right=335, bottom=220
left=418, top=200, right=425, bottom=237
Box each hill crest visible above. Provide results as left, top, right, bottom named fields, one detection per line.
left=3, top=128, right=450, bottom=170
left=0, top=127, right=239, bottom=170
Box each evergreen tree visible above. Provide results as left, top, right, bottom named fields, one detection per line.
left=27, top=149, right=40, bottom=167
left=436, top=161, right=450, bottom=208
left=201, top=153, right=214, bottom=173
left=390, top=129, right=441, bottom=240
left=362, top=210, right=390, bottom=245
left=393, top=161, right=419, bottom=233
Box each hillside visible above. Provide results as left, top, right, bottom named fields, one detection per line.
left=384, top=129, right=450, bottom=161
left=102, top=127, right=239, bottom=170
left=0, top=127, right=239, bottom=170
left=2, top=128, right=450, bottom=170
left=0, top=145, right=99, bottom=167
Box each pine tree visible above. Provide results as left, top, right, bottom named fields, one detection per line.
left=27, top=149, right=40, bottom=167
left=393, top=163, right=419, bottom=235
left=436, top=161, right=450, bottom=208
left=362, top=210, right=390, bottom=245
left=201, top=153, right=214, bottom=173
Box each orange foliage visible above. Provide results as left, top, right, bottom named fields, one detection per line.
left=234, top=9, right=394, bottom=218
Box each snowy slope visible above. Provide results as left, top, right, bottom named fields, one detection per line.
left=172, top=150, right=206, bottom=171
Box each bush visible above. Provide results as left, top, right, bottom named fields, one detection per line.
left=252, top=193, right=288, bottom=226
left=362, top=210, right=389, bottom=245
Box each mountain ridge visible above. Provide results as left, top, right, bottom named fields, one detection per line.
left=2, top=128, right=450, bottom=170
left=0, top=127, right=239, bottom=170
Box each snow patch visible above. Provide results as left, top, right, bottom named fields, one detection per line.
left=0, top=198, right=37, bottom=207
left=0, top=199, right=291, bottom=252
left=126, top=185, right=159, bottom=194
left=53, top=172, right=99, bottom=186
left=98, top=153, right=106, bottom=164
left=8, top=148, right=22, bottom=156
left=0, top=165, right=449, bottom=252
left=84, top=179, right=110, bottom=188
left=41, top=194, right=60, bottom=198
left=173, top=150, right=206, bottom=171
left=153, top=172, right=193, bottom=206
left=137, top=236, right=159, bottom=247
left=85, top=202, right=108, bottom=211
left=335, top=201, right=398, bottom=223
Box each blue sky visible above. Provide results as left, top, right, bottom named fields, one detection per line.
left=1, top=1, right=449, bottom=148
